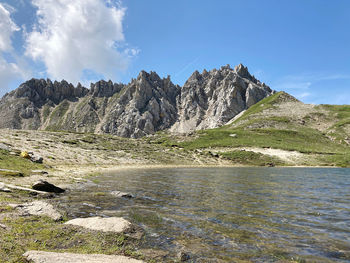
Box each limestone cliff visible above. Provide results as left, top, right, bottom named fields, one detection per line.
left=171, top=64, right=273, bottom=133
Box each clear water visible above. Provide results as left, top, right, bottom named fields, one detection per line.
left=57, top=167, right=350, bottom=262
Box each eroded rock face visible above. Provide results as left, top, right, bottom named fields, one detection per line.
left=0, top=64, right=274, bottom=137
left=0, top=79, right=88, bottom=130
left=171, top=64, right=274, bottom=133
left=101, top=71, right=180, bottom=138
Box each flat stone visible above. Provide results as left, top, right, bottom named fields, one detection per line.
left=0, top=182, right=12, bottom=192
left=23, top=251, right=144, bottom=263
left=111, top=191, right=134, bottom=198
left=65, top=216, right=131, bottom=233
left=12, top=201, right=63, bottom=221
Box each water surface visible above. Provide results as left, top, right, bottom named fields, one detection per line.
left=58, top=167, right=350, bottom=262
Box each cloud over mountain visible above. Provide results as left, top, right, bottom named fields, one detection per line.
left=25, top=0, right=130, bottom=83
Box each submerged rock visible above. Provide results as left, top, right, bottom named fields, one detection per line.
left=111, top=191, right=134, bottom=198
left=138, top=249, right=169, bottom=261
left=23, top=250, right=144, bottom=263
left=32, top=180, right=65, bottom=193
left=65, top=216, right=131, bottom=233
left=177, top=251, right=191, bottom=261
left=12, top=201, right=63, bottom=221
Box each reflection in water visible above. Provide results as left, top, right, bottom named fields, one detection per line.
left=58, top=167, right=350, bottom=262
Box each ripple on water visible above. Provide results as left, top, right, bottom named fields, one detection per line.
left=56, top=167, right=350, bottom=262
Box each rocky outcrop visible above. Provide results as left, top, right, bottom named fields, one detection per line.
left=89, top=80, right=124, bottom=97
left=0, top=64, right=274, bottom=137
left=171, top=64, right=274, bottom=133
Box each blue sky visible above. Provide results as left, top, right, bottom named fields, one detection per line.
left=0, top=0, right=349, bottom=104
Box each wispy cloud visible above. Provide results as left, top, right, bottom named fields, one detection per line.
left=272, top=73, right=350, bottom=103
left=175, top=57, right=200, bottom=77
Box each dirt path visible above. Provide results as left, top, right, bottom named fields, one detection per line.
left=240, top=147, right=304, bottom=164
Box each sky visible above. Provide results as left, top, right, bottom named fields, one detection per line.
left=0, top=0, right=349, bottom=104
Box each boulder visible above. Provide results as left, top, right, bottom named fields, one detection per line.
left=30, top=154, right=43, bottom=164
left=23, top=251, right=144, bottom=263
left=111, top=191, right=134, bottom=198
left=65, top=216, right=131, bottom=233
left=0, top=143, right=10, bottom=151
left=32, top=180, right=65, bottom=193
left=12, top=201, right=63, bottom=221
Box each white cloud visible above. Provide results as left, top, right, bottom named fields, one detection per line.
left=0, top=56, right=28, bottom=94
left=0, top=3, right=28, bottom=95
left=25, top=0, right=131, bottom=83
left=0, top=3, right=19, bottom=52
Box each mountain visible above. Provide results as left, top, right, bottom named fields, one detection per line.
left=0, top=64, right=274, bottom=138
left=171, top=64, right=273, bottom=133
left=177, top=91, right=350, bottom=167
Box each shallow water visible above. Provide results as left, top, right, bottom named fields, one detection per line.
left=57, top=167, right=350, bottom=262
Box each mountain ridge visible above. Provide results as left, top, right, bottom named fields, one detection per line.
left=0, top=64, right=274, bottom=137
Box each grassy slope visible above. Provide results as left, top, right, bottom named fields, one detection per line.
left=0, top=149, right=44, bottom=176
left=172, top=92, right=350, bottom=167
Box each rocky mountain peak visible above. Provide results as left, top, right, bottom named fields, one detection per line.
left=171, top=64, right=274, bottom=133
left=234, top=63, right=249, bottom=76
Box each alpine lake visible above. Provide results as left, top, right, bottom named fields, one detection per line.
left=56, top=167, right=350, bottom=262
